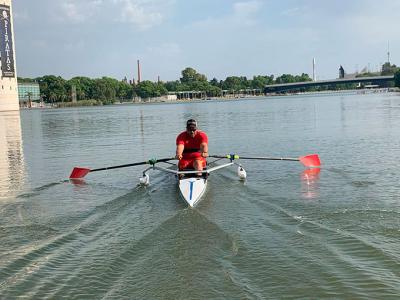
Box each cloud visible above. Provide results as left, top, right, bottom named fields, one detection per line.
left=113, top=0, right=166, bottom=30
left=232, top=0, right=263, bottom=25
left=146, top=42, right=182, bottom=57
left=64, top=40, right=86, bottom=52
left=233, top=0, right=262, bottom=16
left=190, top=0, right=263, bottom=31
left=281, top=7, right=300, bottom=17
left=61, top=3, right=85, bottom=23
left=13, top=10, right=30, bottom=22
left=32, top=39, right=49, bottom=49
left=57, top=0, right=173, bottom=30
left=341, top=2, right=400, bottom=43
left=58, top=0, right=102, bottom=23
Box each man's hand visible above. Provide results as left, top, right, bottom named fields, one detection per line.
left=201, top=152, right=208, bottom=158
left=176, top=154, right=183, bottom=160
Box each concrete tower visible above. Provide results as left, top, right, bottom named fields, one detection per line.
left=0, top=0, right=18, bottom=111
left=312, top=58, right=316, bottom=81
left=137, top=60, right=141, bottom=83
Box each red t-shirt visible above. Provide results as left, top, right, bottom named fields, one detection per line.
left=176, top=130, right=208, bottom=159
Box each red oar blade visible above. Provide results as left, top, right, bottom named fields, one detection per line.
left=299, top=154, right=321, bottom=168
left=69, top=167, right=91, bottom=179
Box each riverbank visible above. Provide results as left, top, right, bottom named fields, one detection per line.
left=20, top=87, right=400, bottom=109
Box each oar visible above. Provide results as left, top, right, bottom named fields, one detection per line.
left=209, top=154, right=321, bottom=168
left=69, top=158, right=175, bottom=179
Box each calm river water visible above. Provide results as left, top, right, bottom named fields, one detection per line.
left=1, top=92, right=400, bottom=299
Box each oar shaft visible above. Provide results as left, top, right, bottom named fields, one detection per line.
left=210, top=155, right=298, bottom=161
left=90, top=158, right=174, bottom=172
left=239, top=156, right=299, bottom=161
left=91, top=163, right=141, bottom=172
left=210, top=154, right=320, bottom=168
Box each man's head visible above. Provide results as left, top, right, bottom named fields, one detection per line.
left=186, top=119, right=197, bottom=137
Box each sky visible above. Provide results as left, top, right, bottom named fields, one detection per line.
left=12, top=0, right=400, bottom=82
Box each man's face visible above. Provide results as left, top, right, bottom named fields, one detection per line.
left=187, top=126, right=197, bottom=137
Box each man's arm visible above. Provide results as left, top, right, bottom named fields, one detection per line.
left=176, top=144, right=184, bottom=160
left=199, top=132, right=209, bottom=157
left=200, top=142, right=208, bottom=157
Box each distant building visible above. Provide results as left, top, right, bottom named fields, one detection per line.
left=339, top=66, right=345, bottom=79
left=18, top=82, right=40, bottom=107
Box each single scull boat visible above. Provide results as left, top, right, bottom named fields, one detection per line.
left=144, top=161, right=234, bottom=207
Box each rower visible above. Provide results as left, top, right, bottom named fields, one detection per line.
left=175, top=119, right=209, bottom=177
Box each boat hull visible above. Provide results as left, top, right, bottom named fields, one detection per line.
left=178, top=177, right=207, bottom=207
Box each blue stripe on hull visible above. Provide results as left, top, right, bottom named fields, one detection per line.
left=189, top=181, right=194, bottom=201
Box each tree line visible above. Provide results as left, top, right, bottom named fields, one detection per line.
left=18, top=68, right=312, bottom=104
left=18, top=75, right=133, bottom=104
left=18, top=65, right=400, bottom=104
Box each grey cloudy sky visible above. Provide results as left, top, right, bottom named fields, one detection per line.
left=13, top=0, right=399, bottom=81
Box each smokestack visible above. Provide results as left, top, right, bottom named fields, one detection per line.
left=137, top=60, right=141, bottom=83
left=312, top=58, right=316, bottom=81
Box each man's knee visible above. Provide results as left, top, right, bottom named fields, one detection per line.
left=193, top=160, right=202, bottom=170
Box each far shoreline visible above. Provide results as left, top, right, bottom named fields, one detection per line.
left=21, top=88, right=400, bottom=110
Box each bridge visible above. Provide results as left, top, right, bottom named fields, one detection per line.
left=264, top=75, right=395, bottom=93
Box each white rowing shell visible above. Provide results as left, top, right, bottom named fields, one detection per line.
left=178, top=177, right=207, bottom=207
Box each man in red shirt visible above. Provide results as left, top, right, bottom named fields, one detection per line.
left=176, top=119, right=208, bottom=175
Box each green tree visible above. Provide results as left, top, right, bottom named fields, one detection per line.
left=275, top=73, right=311, bottom=85
left=92, top=77, right=119, bottom=104
left=135, top=80, right=167, bottom=98
left=295, top=73, right=312, bottom=82
left=176, top=82, right=191, bottom=92
left=164, top=80, right=181, bottom=92
left=206, top=85, right=222, bottom=97
left=189, top=80, right=209, bottom=91
left=381, top=63, right=399, bottom=76
left=156, top=82, right=168, bottom=96
left=394, top=70, right=400, bottom=87
left=67, top=77, right=95, bottom=100
left=116, top=81, right=134, bottom=100
left=222, top=76, right=244, bottom=91
left=209, top=78, right=220, bottom=87
left=180, top=67, right=207, bottom=83
left=17, top=77, right=36, bottom=83
left=251, top=75, right=274, bottom=89
left=37, top=75, right=68, bottom=102
left=275, top=74, right=296, bottom=84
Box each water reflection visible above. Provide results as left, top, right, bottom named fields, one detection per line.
left=300, top=168, right=320, bottom=199
left=69, top=179, right=87, bottom=186
left=0, top=111, right=25, bottom=199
